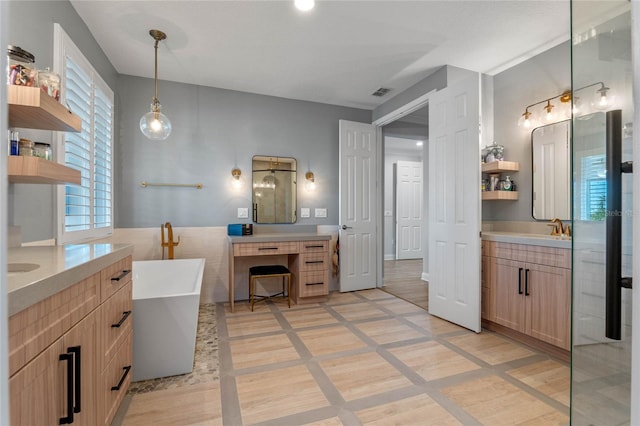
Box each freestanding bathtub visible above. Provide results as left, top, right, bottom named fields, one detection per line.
left=131, top=258, right=205, bottom=382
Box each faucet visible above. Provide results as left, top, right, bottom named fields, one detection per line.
left=160, top=222, right=180, bottom=259
left=548, top=218, right=563, bottom=236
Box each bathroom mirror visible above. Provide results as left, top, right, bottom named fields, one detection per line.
left=252, top=156, right=297, bottom=223
left=531, top=120, right=571, bottom=220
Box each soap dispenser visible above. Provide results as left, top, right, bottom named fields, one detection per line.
left=503, top=176, right=512, bottom=191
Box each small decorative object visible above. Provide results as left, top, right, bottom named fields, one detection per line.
left=482, top=142, right=505, bottom=162
left=38, top=67, right=60, bottom=101
left=503, top=176, right=512, bottom=191
left=489, top=174, right=500, bottom=191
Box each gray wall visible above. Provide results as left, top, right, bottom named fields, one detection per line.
left=7, top=0, right=118, bottom=242
left=483, top=41, right=571, bottom=222
left=116, top=75, right=371, bottom=228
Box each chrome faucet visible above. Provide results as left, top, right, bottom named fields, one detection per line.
left=161, top=222, right=180, bottom=259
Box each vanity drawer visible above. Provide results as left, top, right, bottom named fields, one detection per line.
left=234, top=241, right=299, bottom=256
left=100, top=281, right=132, bottom=371
left=301, top=240, right=329, bottom=253
left=101, top=255, right=132, bottom=302
left=299, top=271, right=329, bottom=298
left=300, top=253, right=329, bottom=272
left=101, top=330, right=132, bottom=426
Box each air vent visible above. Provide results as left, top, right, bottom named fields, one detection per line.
left=371, top=87, right=391, bottom=97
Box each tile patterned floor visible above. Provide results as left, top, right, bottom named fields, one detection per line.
left=119, top=290, right=570, bottom=425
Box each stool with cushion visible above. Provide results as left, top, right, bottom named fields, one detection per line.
left=249, top=265, right=292, bottom=311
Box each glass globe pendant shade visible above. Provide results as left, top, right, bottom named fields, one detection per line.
left=140, top=103, right=172, bottom=140
left=517, top=109, right=535, bottom=129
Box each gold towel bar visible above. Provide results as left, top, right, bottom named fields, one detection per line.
left=140, top=181, right=203, bottom=189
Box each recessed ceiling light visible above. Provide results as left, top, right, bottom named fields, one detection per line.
left=416, top=141, right=424, bottom=147
left=295, top=0, right=315, bottom=11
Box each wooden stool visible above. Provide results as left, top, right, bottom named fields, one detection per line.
left=249, top=265, right=292, bottom=311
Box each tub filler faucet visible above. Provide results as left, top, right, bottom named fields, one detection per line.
left=161, top=222, right=180, bottom=259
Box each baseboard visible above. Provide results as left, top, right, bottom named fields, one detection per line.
left=421, top=272, right=429, bottom=282
left=384, top=254, right=396, bottom=260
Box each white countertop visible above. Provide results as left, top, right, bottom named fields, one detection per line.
left=7, top=243, right=133, bottom=316
left=228, top=233, right=332, bottom=243
left=482, top=231, right=572, bottom=249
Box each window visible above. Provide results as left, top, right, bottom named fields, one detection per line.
left=54, top=24, right=114, bottom=243
left=580, top=154, right=606, bottom=221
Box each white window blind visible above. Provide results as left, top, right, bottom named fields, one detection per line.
left=580, top=154, right=606, bottom=221
left=54, top=24, right=114, bottom=243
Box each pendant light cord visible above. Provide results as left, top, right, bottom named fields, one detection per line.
left=154, top=38, right=159, bottom=106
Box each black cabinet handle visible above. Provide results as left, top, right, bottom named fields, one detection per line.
left=605, top=109, right=633, bottom=340
left=518, top=268, right=523, bottom=295
left=258, top=247, right=278, bottom=251
left=111, top=270, right=131, bottom=282
left=525, top=269, right=530, bottom=296
left=305, top=245, right=324, bottom=249
left=59, top=353, right=74, bottom=424
left=306, top=282, right=325, bottom=286
left=69, top=346, right=81, bottom=414
left=111, top=311, right=132, bottom=328
left=111, top=366, right=132, bottom=391
left=305, top=260, right=324, bottom=264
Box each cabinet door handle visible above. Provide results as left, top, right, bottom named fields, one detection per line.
left=305, top=245, right=325, bottom=249
left=305, top=260, right=324, bottom=264
left=111, top=366, right=132, bottom=391
left=69, top=346, right=82, bottom=414
left=258, top=247, right=278, bottom=251
left=525, top=269, right=530, bottom=296
left=306, top=282, right=325, bottom=286
left=111, top=269, right=131, bottom=282
left=518, top=268, right=523, bottom=295
left=111, top=311, right=132, bottom=328
left=59, top=353, right=74, bottom=424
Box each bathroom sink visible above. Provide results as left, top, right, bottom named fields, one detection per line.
left=7, top=262, right=40, bottom=276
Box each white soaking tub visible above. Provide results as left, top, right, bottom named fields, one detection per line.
left=132, top=258, right=205, bottom=381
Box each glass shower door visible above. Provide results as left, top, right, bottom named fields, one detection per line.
left=571, top=2, right=634, bottom=424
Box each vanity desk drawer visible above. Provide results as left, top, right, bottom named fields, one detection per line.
left=300, top=252, right=329, bottom=271
left=101, top=255, right=132, bottom=302
left=301, top=241, right=329, bottom=253
left=234, top=241, right=299, bottom=257
left=299, top=271, right=330, bottom=298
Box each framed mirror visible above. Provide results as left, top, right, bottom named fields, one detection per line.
left=531, top=120, right=571, bottom=220
left=252, top=156, right=297, bottom=223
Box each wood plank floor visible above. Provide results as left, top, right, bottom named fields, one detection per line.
left=116, top=288, right=570, bottom=425
left=382, top=259, right=428, bottom=310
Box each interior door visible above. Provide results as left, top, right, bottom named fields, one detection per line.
left=396, top=160, right=423, bottom=260
left=339, top=120, right=378, bottom=292
left=428, top=74, right=481, bottom=332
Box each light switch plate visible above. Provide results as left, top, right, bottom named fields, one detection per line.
left=300, top=208, right=310, bottom=218
left=237, top=207, right=249, bottom=219
left=315, top=208, right=327, bottom=218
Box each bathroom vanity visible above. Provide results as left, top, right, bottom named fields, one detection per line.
left=481, top=232, right=571, bottom=358
left=228, top=233, right=332, bottom=312
left=7, top=243, right=133, bottom=426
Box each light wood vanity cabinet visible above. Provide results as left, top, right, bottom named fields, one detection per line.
left=8, top=255, right=133, bottom=426
left=482, top=241, right=571, bottom=351
left=296, top=240, right=330, bottom=301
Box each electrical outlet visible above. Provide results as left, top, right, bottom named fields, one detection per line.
left=315, top=208, right=327, bottom=218
left=237, top=207, right=249, bottom=219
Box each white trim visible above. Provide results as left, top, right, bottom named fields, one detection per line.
left=373, top=90, right=436, bottom=127
left=421, top=272, right=429, bottom=282
left=384, top=254, right=396, bottom=261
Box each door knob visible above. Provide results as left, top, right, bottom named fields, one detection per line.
left=341, top=225, right=353, bottom=230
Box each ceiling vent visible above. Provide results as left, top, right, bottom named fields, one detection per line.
left=371, top=87, right=391, bottom=97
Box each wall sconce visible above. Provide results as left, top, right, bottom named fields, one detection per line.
left=231, top=168, right=243, bottom=189
left=305, top=171, right=317, bottom=191
left=140, top=29, right=172, bottom=140
left=517, top=82, right=612, bottom=128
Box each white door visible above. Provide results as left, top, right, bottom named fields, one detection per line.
left=339, top=120, right=378, bottom=292
left=396, top=160, right=423, bottom=260
left=428, top=75, right=481, bottom=332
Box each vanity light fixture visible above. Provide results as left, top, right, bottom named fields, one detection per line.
left=140, top=29, right=172, bottom=140
left=294, top=0, right=315, bottom=11
left=305, top=171, right=317, bottom=191
left=231, top=168, right=243, bottom=189
left=517, top=82, right=612, bottom=128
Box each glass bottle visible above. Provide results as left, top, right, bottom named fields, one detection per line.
left=503, top=176, right=512, bottom=191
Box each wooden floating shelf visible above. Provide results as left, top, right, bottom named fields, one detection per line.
left=8, top=85, right=81, bottom=132
left=8, top=156, right=81, bottom=185
left=482, top=191, right=519, bottom=201
left=482, top=161, right=520, bottom=173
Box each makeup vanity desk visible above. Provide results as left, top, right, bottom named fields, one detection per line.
left=228, top=233, right=332, bottom=312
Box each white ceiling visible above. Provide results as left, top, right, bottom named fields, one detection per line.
left=69, top=1, right=612, bottom=110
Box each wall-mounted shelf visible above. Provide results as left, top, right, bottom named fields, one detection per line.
left=8, top=85, right=81, bottom=132
left=8, top=156, right=81, bottom=185
left=482, top=161, right=520, bottom=173
left=482, top=191, right=518, bottom=201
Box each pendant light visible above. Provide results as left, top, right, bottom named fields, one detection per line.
left=140, top=29, right=172, bottom=140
